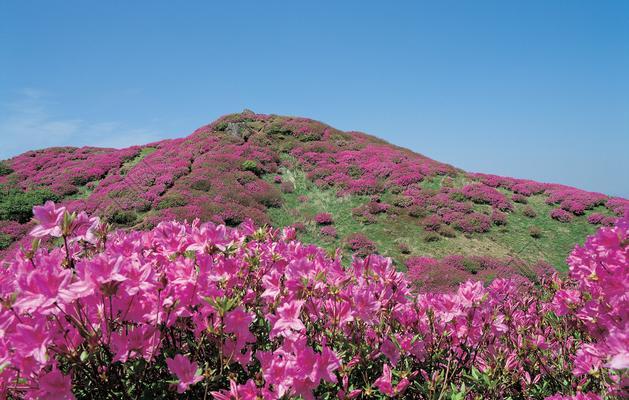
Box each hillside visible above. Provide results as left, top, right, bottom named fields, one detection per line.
left=1, top=110, right=627, bottom=290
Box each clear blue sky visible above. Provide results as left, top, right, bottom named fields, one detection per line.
left=1, top=1, right=627, bottom=197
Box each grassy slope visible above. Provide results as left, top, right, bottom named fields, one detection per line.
left=266, top=168, right=610, bottom=271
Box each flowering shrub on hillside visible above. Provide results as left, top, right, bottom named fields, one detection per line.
left=344, top=232, right=377, bottom=257
left=523, top=205, right=538, bottom=218
left=0, top=202, right=626, bottom=399
left=319, top=225, right=338, bottom=238
left=512, top=193, right=529, bottom=204
left=461, top=183, right=512, bottom=211
left=280, top=180, right=295, bottom=193
left=453, top=212, right=492, bottom=233
left=491, top=209, right=508, bottom=225
left=2, top=146, right=140, bottom=197
left=551, top=208, right=574, bottom=223
left=314, top=212, right=334, bottom=225
left=546, top=188, right=607, bottom=214
left=606, top=197, right=629, bottom=217
left=587, top=213, right=605, bottom=225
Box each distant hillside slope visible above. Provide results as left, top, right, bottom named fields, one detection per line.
left=1, top=111, right=627, bottom=289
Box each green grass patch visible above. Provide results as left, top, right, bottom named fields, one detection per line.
left=66, top=180, right=100, bottom=200
left=0, top=187, right=60, bottom=223
left=266, top=169, right=605, bottom=272
left=119, top=147, right=157, bottom=175
left=0, top=161, right=13, bottom=177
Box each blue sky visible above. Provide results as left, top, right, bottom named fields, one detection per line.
left=1, top=1, right=627, bottom=197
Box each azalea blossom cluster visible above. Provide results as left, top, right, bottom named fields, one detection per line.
left=586, top=213, right=617, bottom=226
left=0, top=202, right=626, bottom=399
left=460, top=183, right=513, bottom=211
left=472, top=173, right=629, bottom=218
left=314, top=212, right=334, bottom=225
left=292, top=132, right=455, bottom=197
left=391, top=185, right=507, bottom=236
left=551, top=208, right=574, bottom=223
left=552, top=218, right=629, bottom=378
left=0, top=146, right=140, bottom=197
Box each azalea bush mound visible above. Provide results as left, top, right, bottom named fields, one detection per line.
left=0, top=202, right=627, bottom=399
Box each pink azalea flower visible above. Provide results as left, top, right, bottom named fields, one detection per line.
left=224, top=306, right=255, bottom=344
left=110, top=326, right=160, bottom=363
left=76, top=254, right=127, bottom=296
left=14, top=320, right=51, bottom=364
left=30, top=201, right=66, bottom=238
left=37, top=367, right=75, bottom=400
left=352, top=287, right=381, bottom=323
left=186, top=223, right=232, bottom=253
left=68, top=212, right=100, bottom=243
left=296, top=345, right=341, bottom=385
left=13, top=264, right=77, bottom=314
left=211, top=379, right=259, bottom=400
left=605, top=328, right=629, bottom=370
left=374, top=363, right=393, bottom=396
left=380, top=338, right=400, bottom=366
left=269, top=300, right=306, bottom=338
left=312, top=346, right=341, bottom=384
left=457, top=280, right=486, bottom=307
left=166, top=354, right=204, bottom=393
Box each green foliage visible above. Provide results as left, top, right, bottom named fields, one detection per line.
left=109, top=210, right=138, bottom=226
left=347, top=165, right=363, bottom=178
left=0, top=187, right=60, bottom=223
left=65, top=180, right=101, bottom=201
left=156, top=194, right=187, bottom=210
left=119, top=147, right=157, bottom=176
left=190, top=179, right=212, bottom=191
left=0, top=161, right=13, bottom=176
left=423, top=232, right=441, bottom=242
left=462, top=258, right=482, bottom=274
left=0, top=233, right=12, bottom=250
left=241, top=159, right=261, bottom=176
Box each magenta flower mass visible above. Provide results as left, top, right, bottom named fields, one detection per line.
left=0, top=202, right=626, bottom=399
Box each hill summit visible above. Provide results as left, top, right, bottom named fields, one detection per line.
left=1, top=111, right=627, bottom=290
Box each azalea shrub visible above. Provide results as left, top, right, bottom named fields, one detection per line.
left=0, top=202, right=626, bottom=399
left=551, top=208, right=574, bottom=223
left=344, top=232, right=377, bottom=258
left=314, top=213, right=334, bottom=225
left=319, top=225, right=338, bottom=238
